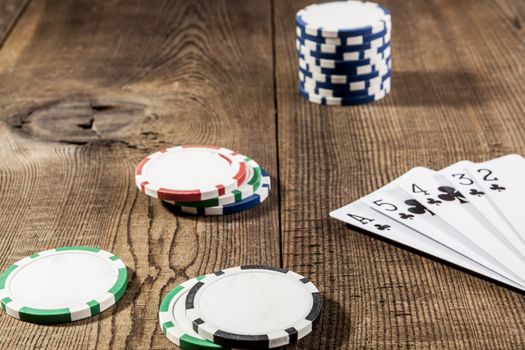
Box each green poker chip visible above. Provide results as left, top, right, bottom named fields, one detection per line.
left=169, top=157, right=262, bottom=208
left=159, top=276, right=223, bottom=349
left=0, top=246, right=128, bottom=324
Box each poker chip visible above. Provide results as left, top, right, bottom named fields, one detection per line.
left=297, top=33, right=390, bottom=54
left=299, top=51, right=390, bottom=70
left=299, top=83, right=391, bottom=106
left=299, top=56, right=391, bottom=76
left=302, top=77, right=390, bottom=98
left=296, top=1, right=392, bottom=106
left=185, top=265, right=322, bottom=349
left=135, top=145, right=271, bottom=216
left=296, top=1, right=390, bottom=38
left=296, top=24, right=390, bottom=46
left=167, top=170, right=271, bottom=216
left=168, top=156, right=262, bottom=208
left=297, top=38, right=391, bottom=61
left=300, top=69, right=392, bottom=92
left=299, top=66, right=380, bottom=84
left=299, top=60, right=391, bottom=84
left=159, top=276, right=223, bottom=349
left=0, top=246, right=128, bottom=324
left=135, top=145, right=247, bottom=202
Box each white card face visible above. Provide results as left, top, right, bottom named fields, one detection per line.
left=394, top=167, right=525, bottom=285
left=441, top=161, right=525, bottom=260
left=329, top=200, right=525, bottom=291
left=361, top=181, right=525, bottom=287
left=465, top=154, right=525, bottom=244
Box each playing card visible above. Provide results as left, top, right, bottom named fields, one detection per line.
left=440, top=161, right=525, bottom=261
left=394, top=167, right=525, bottom=284
left=329, top=199, right=525, bottom=290
left=465, top=154, right=525, bottom=245
left=361, top=181, right=525, bottom=287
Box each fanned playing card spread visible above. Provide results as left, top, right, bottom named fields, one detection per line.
left=330, top=154, right=525, bottom=291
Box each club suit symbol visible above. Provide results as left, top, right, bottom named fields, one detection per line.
left=437, top=186, right=468, bottom=204
left=469, top=189, right=485, bottom=197
left=489, top=184, right=506, bottom=192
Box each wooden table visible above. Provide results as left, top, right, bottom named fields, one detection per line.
left=1, top=0, right=524, bottom=348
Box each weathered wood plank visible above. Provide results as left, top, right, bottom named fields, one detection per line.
left=275, top=0, right=525, bottom=349
left=0, top=0, right=30, bottom=46
left=0, top=0, right=277, bottom=349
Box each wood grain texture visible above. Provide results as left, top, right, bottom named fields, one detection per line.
left=0, top=0, right=524, bottom=349
left=0, top=0, right=30, bottom=47
left=275, top=0, right=525, bottom=349
left=0, top=0, right=278, bottom=349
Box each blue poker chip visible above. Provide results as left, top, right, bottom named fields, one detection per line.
left=296, top=42, right=391, bottom=61
left=299, top=66, right=390, bottom=84
left=299, top=84, right=390, bottom=106
left=298, top=51, right=388, bottom=70
left=300, top=69, right=392, bottom=92
left=296, top=36, right=389, bottom=55
left=297, top=18, right=390, bottom=39
left=299, top=56, right=391, bottom=76
left=297, top=40, right=390, bottom=61
left=297, top=41, right=391, bottom=61
left=167, top=170, right=271, bottom=216
left=297, top=25, right=389, bottom=46
left=296, top=1, right=391, bottom=38
left=300, top=76, right=390, bottom=98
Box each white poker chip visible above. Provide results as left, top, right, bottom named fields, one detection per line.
left=185, top=265, right=322, bottom=349
left=135, top=145, right=247, bottom=202
left=0, top=247, right=128, bottom=324
left=296, top=1, right=391, bottom=38
left=166, top=156, right=263, bottom=208
left=159, top=276, right=223, bottom=349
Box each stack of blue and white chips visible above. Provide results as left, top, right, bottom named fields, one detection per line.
left=296, top=1, right=392, bottom=106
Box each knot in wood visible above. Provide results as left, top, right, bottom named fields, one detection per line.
left=10, top=97, right=150, bottom=145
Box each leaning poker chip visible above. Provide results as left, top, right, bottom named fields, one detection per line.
left=299, top=69, right=392, bottom=91
left=185, top=265, right=322, bottom=349
left=159, top=276, right=224, bottom=349
left=299, top=84, right=391, bottom=106
left=135, top=145, right=247, bottom=202
left=296, top=1, right=391, bottom=38
left=297, top=40, right=390, bottom=61
left=296, top=24, right=390, bottom=46
left=301, top=77, right=390, bottom=98
left=168, top=157, right=262, bottom=208
left=169, top=170, right=271, bottom=216
left=0, top=246, right=128, bottom=324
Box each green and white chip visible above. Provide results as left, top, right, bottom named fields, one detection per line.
left=0, top=246, right=128, bottom=324
left=159, top=276, right=223, bottom=349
